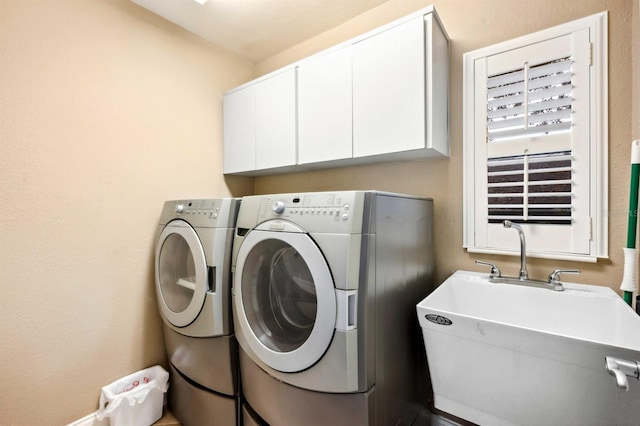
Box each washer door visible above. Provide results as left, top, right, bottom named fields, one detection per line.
left=155, top=220, right=207, bottom=327
left=235, top=227, right=336, bottom=373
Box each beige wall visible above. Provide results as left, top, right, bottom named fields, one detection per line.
left=255, top=0, right=638, bottom=290
left=0, top=1, right=254, bottom=424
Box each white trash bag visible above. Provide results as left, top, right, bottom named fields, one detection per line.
left=97, top=365, right=169, bottom=426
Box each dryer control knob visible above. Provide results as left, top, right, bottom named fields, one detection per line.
left=272, top=201, right=285, bottom=214
left=175, top=204, right=185, bottom=214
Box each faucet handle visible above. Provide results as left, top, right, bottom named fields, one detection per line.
left=605, top=356, right=640, bottom=391
left=547, top=269, right=581, bottom=284
left=475, top=260, right=502, bottom=278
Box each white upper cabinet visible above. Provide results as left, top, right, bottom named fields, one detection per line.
left=223, top=85, right=255, bottom=174
left=223, top=69, right=296, bottom=174
left=298, top=47, right=353, bottom=164
left=353, top=16, right=425, bottom=157
left=255, top=69, right=297, bottom=170
left=223, top=6, right=449, bottom=175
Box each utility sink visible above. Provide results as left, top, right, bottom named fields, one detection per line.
left=417, top=270, right=640, bottom=426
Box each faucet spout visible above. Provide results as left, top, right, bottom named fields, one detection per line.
left=503, top=220, right=528, bottom=280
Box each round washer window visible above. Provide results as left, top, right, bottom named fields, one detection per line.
left=155, top=221, right=207, bottom=328
left=158, top=233, right=196, bottom=313
left=241, top=239, right=318, bottom=353
left=234, top=228, right=337, bottom=373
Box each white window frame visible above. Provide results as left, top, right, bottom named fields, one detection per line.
left=463, top=12, right=608, bottom=263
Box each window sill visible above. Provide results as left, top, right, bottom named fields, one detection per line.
left=465, top=247, right=606, bottom=263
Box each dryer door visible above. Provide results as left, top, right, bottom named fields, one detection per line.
left=234, top=228, right=336, bottom=373
left=155, top=220, right=208, bottom=327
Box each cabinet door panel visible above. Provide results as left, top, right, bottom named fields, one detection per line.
left=353, top=16, right=425, bottom=157
left=223, top=86, right=255, bottom=174
left=255, top=69, right=297, bottom=170
left=298, top=47, right=353, bottom=164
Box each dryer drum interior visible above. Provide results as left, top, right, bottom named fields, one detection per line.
left=158, top=232, right=197, bottom=313
left=242, top=239, right=319, bottom=353
left=234, top=225, right=337, bottom=374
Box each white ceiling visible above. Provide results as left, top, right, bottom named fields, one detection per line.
left=131, top=0, right=389, bottom=63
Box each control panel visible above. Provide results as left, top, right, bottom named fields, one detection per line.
left=249, top=192, right=367, bottom=234
left=174, top=200, right=221, bottom=220
left=259, top=193, right=353, bottom=220
left=160, top=199, right=239, bottom=228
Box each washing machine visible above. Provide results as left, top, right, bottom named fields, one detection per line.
left=155, top=198, right=241, bottom=426
left=231, top=191, right=434, bottom=426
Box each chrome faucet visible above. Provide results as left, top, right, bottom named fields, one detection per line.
left=503, top=220, right=528, bottom=280
left=474, top=220, right=581, bottom=291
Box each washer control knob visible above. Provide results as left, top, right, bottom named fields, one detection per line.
left=175, top=204, right=185, bottom=214
left=272, top=201, right=285, bottom=214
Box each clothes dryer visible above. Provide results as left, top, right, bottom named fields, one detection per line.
left=155, top=198, right=240, bottom=425
left=231, top=191, right=434, bottom=426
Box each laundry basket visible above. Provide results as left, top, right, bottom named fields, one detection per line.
left=96, top=365, right=169, bottom=426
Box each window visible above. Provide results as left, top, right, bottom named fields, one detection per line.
left=463, top=12, right=608, bottom=262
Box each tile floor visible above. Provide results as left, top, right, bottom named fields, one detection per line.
left=153, top=410, right=181, bottom=425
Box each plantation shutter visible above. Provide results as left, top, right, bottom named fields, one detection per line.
left=471, top=30, right=592, bottom=256
left=486, top=57, right=573, bottom=142
left=464, top=13, right=607, bottom=261
left=487, top=151, right=573, bottom=225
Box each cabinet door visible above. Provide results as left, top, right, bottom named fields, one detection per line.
left=223, top=85, right=255, bottom=174
left=352, top=16, right=425, bottom=157
left=298, top=47, right=353, bottom=164
left=255, top=69, right=297, bottom=170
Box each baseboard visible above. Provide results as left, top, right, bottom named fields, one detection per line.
left=66, top=411, right=109, bottom=426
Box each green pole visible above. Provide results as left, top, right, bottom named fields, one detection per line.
left=622, top=141, right=640, bottom=306
left=627, top=164, right=640, bottom=248
left=624, top=162, right=638, bottom=305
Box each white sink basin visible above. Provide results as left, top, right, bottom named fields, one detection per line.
left=417, top=270, right=640, bottom=426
